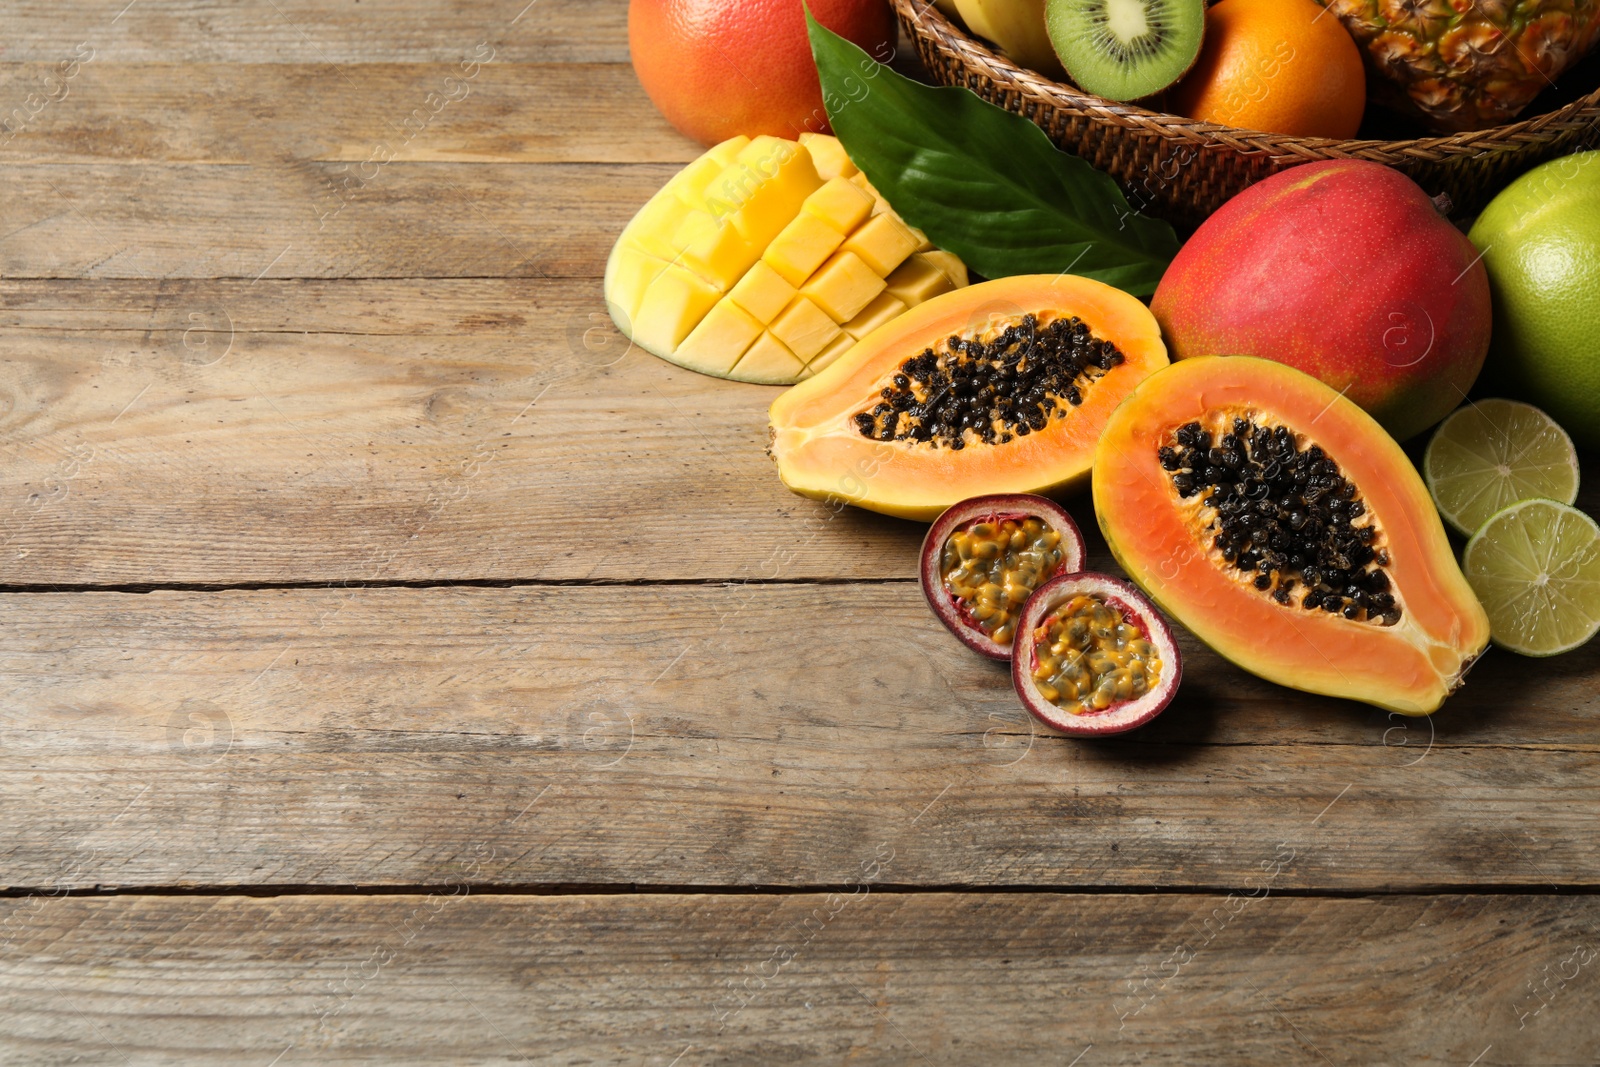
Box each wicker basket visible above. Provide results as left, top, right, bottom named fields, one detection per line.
left=895, top=0, right=1600, bottom=229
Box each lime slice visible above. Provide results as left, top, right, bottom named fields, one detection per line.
left=1462, top=498, right=1600, bottom=657
left=1424, top=399, right=1579, bottom=536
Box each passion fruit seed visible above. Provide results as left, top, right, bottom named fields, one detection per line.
left=940, top=516, right=1066, bottom=645
left=851, top=313, right=1126, bottom=451
left=1031, top=593, right=1162, bottom=714
left=1160, top=418, right=1400, bottom=625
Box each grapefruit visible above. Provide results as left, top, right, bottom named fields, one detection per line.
left=1468, top=152, right=1600, bottom=450
left=628, top=0, right=897, bottom=147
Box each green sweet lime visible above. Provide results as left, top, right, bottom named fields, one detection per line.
left=1468, top=152, right=1600, bottom=450
left=1424, top=398, right=1579, bottom=536
left=1462, top=498, right=1600, bottom=657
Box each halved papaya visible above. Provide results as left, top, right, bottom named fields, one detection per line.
left=1094, top=356, right=1490, bottom=715
left=769, top=274, right=1169, bottom=520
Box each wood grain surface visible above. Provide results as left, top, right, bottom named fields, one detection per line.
left=0, top=585, right=1594, bottom=892
left=3, top=0, right=1597, bottom=1062
left=2, top=892, right=1595, bottom=1065
left=3, top=280, right=1593, bottom=585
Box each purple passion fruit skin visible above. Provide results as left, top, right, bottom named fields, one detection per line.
left=919, top=494, right=1086, bottom=660
left=1012, top=572, right=1182, bottom=736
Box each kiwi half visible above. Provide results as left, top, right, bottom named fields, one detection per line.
left=1045, top=0, right=1205, bottom=102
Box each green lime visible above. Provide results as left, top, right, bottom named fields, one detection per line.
left=1462, top=498, right=1600, bottom=657
left=1467, top=152, right=1600, bottom=450
left=1424, top=399, right=1579, bottom=536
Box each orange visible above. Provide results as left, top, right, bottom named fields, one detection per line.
left=629, top=0, right=897, bottom=147
left=1168, top=0, right=1366, bottom=140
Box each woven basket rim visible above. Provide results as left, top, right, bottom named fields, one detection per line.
left=895, top=0, right=1600, bottom=160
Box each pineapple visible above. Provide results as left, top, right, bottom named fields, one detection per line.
left=1318, top=0, right=1600, bottom=131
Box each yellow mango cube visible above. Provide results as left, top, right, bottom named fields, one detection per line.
left=706, top=135, right=751, bottom=168
left=842, top=212, right=919, bottom=277
left=916, top=249, right=969, bottom=288
left=733, top=332, right=807, bottom=384
left=633, top=264, right=722, bottom=355
left=672, top=155, right=733, bottom=212
left=807, top=332, right=856, bottom=375
left=800, top=250, right=886, bottom=324
left=719, top=143, right=824, bottom=250
left=842, top=291, right=908, bottom=340
left=626, top=194, right=695, bottom=261
left=763, top=211, right=848, bottom=288
left=802, top=177, right=876, bottom=235
left=769, top=296, right=842, bottom=362
left=885, top=255, right=955, bottom=307
left=727, top=260, right=799, bottom=326
left=672, top=138, right=751, bottom=212
left=850, top=171, right=891, bottom=213
left=671, top=211, right=758, bottom=292
left=799, top=133, right=858, bottom=181
left=673, top=299, right=764, bottom=376
left=606, top=246, right=675, bottom=324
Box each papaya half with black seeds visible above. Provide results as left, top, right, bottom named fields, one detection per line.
left=1094, top=356, right=1489, bottom=716
left=768, top=274, right=1168, bottom=520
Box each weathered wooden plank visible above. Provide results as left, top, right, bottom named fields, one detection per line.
left=0, top=0, right=631, bottom=64
left=0, top=279, right=924, bottom=584
left=0, top=63, right=698, bottom=165
left=0, top=161, right=666, bottom=279
left=8, top=280, right=1593, bottom=589
left=0, top=585, right=1594, bottom=891
left=1, top=891, right=1594, bottom=1064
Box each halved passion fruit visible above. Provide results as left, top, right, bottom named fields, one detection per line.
left=1012, top=573, right=1182, bottom=736
left=920, top=494, right=1087, bottom=659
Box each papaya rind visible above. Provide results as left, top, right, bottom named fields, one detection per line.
left=770, top=274, right=1170, bottom=521
left=1092, top=356, right=1490, bottom=716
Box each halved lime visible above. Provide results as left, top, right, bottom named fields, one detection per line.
left=1462, top=498, right=1600, bottom=657
left=1424, top=399, right=1579, bottom=536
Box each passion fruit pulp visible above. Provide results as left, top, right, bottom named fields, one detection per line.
left=920, top=494, right=1086, bottom=660
left=1012, top=573, right=1182, bottom=736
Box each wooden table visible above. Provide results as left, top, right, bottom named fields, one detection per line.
left=2, top=2, right=1597, bottom=1063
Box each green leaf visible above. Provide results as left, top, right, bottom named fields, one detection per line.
left=805, top=10, right=1178, bottom=297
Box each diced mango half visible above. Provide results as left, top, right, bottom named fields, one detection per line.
left=605, top=135, right=969, bottom=383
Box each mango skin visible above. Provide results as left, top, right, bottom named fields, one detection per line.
left=1151, top=160, right=1492, bottom=443
left=628, top=0, right=896, bottom=147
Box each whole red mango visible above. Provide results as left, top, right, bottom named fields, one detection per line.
left=1151, top=161, right=1491, bottom=442
left=629, top=0, right=897, bottom=147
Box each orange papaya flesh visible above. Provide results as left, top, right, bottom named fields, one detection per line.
left=769, top=274, right=1169, bottom=520
left=1093, top=356, right=1489, bottom=716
